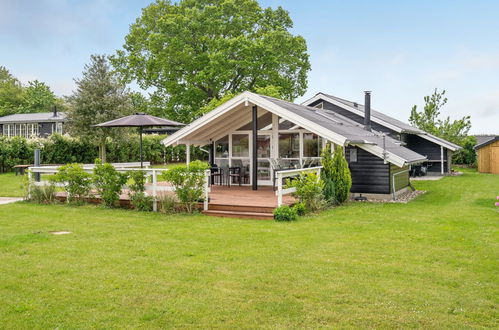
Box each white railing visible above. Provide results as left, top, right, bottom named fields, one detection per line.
left=27, top=163, right=212, bottom=211
left=275, top=166, right=322, bottom=206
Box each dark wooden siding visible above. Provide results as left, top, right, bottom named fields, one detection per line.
left=390, top=165, right=409, bottom=192
left=310, top=99, right=398, bottom=136
left=345, top=146, right=390, bottom=194
left=403, top=134, right=449, bottom=173
left=40, top=122, right=54, bottom=137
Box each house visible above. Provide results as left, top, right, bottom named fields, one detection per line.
left=0, top=107, right=65, bottom=138
left=162, top=91, right=428, bottom=200
left=302, top=93, right=461, bottom=175
left=474, top=135, right=499, bottom=174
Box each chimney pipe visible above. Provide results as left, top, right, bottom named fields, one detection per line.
left=53, top=105, right=57, bottom=117
left=364, top=91, right=371, bottom=131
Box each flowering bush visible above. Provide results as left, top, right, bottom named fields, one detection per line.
left=496, top=196, right=499, bottom=211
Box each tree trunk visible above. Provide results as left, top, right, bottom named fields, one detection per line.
left=99, top=139, right=107, bottom=163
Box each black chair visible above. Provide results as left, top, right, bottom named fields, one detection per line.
left=210, top=165, right=224, bottom=185
left=228, top=166, right=243, bottom=186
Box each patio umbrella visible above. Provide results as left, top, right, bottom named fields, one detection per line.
left=94, top=113, right=185, bottom=167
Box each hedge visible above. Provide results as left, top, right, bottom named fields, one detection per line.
left=0, top=134, right=207, bottom=172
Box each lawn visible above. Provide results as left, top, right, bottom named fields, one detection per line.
left=0, top=169, right=497, bottom=328
left=0, top=172, right=24, bottom=197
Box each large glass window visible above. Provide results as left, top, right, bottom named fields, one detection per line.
left=232, top=134, right=249, bottom=157
left=215, top=135, right=229, bottom=158
left=303, top=133, right=321, bottom=157
left=279, top=133, right=299, bottom=158
left=257, top=135, right=271, bottom=158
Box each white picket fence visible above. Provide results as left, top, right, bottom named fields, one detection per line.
left=275, top=166, right=323, bottom=206
left=27, top=162, right=211, bottom=211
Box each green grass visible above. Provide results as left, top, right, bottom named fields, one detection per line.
left=0, top=172, right=24, bottom=197
left=0, top=169, right=497, bottom=328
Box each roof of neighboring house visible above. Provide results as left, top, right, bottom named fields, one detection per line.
left=474, top=135, right=499, bottom=150
left=0, top=112, right=66, bottom=123
left=302, top=93, right=462, bottom=152
left=162, top=91, right=427, bottom=167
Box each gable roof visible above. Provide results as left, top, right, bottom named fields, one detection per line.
left=0, top=112, right=66, bottom=123
left=302, top=93, right=461, bottom=152
left=162, top=92, right=426, bottom=167
left=474, top=135, right=499, bottom=150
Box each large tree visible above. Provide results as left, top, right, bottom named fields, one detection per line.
left=66, top=55, right=133, bottom=162
left=0, top=66, right=25, bottom=116
left=111, top=0, right=310, bottom=122
left=409, top=88, right=471, bottom=145
left=20, top=80, right=57, bottom=113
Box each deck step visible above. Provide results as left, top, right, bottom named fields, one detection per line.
left=202, top=209, right=274, bottom=220
left=208, top=203, right=275, bottom=214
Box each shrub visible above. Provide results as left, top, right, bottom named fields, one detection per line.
left=274, top=205, right=298, bottom=221
left=126, top=170, right=153, bottom=211
left=322, top=144, right=352, bottom=205
left=157, top=193, right=177, bottom=214
left=293, top=202, right=307, bottom=216
left=93, top=160, right=128, bottom=207
left=127, top=169, right=147, bottom=194
left=130, top=193, right=153, bottom=211
left=51, top=163, right=92, bottom=204
left=453, top=136, right=477, bottom=166
left=25, top=174, right=57, bottom=204
left=162, top=160, right=209, bottom=213
left=320, top=143, right=336, bottom=205
left=286, top=172, right=325, bottom=212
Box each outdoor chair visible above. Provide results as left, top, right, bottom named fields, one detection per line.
left=210, top=164, right=224, bottom=185
left=228, top=166, right=243, bottom=186
left=269, top=158, right=285, bottom=191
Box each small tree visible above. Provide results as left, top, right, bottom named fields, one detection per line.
left=328, top=145, right=352, bottom=205
left=51, top=163, right=92, bottom=204
left=320, top=142, right=336, bottom=205
left=162, top=160, right=209, bottom=213
left=66, top=55, right=133, bottom=162
left=409, top=88, right=471, bottom=145
left=93, top=160, right=128, bottom=207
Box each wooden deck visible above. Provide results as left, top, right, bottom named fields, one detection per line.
left=203, top=185, right=295, bottom=220
left=55, top=184, right=294, bottom=220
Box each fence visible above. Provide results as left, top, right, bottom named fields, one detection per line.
left=27, top=163, right=211, bottom=211
left=275, top=166, right=323, bottom=206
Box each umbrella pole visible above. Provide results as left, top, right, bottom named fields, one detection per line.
left=139, top=127, right=143, bottom=168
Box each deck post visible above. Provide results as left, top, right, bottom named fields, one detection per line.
left=203, top=169, right=210, bottom=211
left=186, top=144, right=191, bottom=165
left=277, top=172, right=283, bottom=206
left=27, top=169, right=32, bottom=200
left=252, top=105, right=258, bottom=190
left=152, top=169, right=157, bottom=212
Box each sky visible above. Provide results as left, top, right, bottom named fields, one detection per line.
left=1, top=0, right=498, bottom=134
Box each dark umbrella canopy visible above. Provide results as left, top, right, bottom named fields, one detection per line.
left=94, top=113, right=185, bottom=167
left=94, top=113, right=184, bottom=128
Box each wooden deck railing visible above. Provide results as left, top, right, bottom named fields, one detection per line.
left=27, top=163, right=211, bottom=211
left=275, top=166, right=323, bottom=206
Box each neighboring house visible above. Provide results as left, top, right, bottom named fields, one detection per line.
left=0, top=108, right=65, bottom=138
left=474, top=135, right=499, bottom=174
left=302, top=93, right=462, bottom=175
left=163, top=91, right=428, bottom=199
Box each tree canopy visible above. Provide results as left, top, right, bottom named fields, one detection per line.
left=0, top=66, right=61, bottom=116
left=409, top=88, right=471, bottom=145
left=0, top=66, right=25, bottom=116
left=66, top=55, right=133, bottom=162
left=111, top=0, right=311, bottom=122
